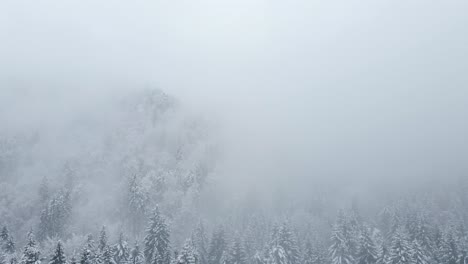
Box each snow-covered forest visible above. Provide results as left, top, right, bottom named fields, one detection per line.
left=1, top=89, right=468, bottom=264
left=2, top=1, right=468, bottom=264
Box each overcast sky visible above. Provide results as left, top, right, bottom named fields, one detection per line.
left=1, top=0, right=468, bottom=196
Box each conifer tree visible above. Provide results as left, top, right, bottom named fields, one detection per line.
left=329, top=212, right=354, bottom=264
left=387, top=227, right=412, bottom=264
left=144, top=207, right=170, bottom=264
left=176, top=240, right=197, bottom=264
left=225, top=237, right=247, bottom=264
left=20, top=231, right=40, bottom=264
left=192, top=222, right=208, bottom=264
left=412, top=240, right=429, bottom=264
left=356, top=226, right=378, bottom=264
left=49, top=242, right=66, bottom=264
left=439, top=231, right=458, bottom=264
left=99, top=227, right=108, bottom=253
left=113, top=233, right=129, bottom=264
left=208, top=227, right=226, bottom=264
left=0, top=227, right=9, bottom=243
left=80, top=248, right=92, bottom=264
left=4, top=237, right=15, bottom=254
left=100, top=246, right=115, bottom=264
left=129, top=242, right=144, bottom=264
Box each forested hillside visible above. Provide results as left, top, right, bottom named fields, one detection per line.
left=1, top=89, right=467, bottom=264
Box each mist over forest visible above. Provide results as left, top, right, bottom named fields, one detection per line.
left=1, top=1, right=468, bottom=264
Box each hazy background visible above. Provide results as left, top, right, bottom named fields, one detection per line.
left=1, top=0, right=468, bottom=201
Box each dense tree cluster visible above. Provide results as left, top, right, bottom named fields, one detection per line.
left=1, top=192, right=468, bottom=264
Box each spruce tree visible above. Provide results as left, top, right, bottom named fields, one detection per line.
left=176, top=240, right=197, bottom=264
left=49, top=242, right=66, bottom=264
left=99, top=227, right=108, bottom=253
left=225, top=237, right=247, bottom=264
left=20, top=231, right=40, bottom=264
left=80, top=248, right=92, bottom=264
left=192, top=222, right=208, bottom=264
left=0, top=227, right=9, bottom=243
left=356, top=226, right=378, bottom=264
left=144, top=207, right=170, bottom=264
left=129, top=242, right=144, bottom=264
left=412, top=240, right=429, bottom=264
left=301, top=240, right=314, bottom=264
left=208, top=227, right=226, bottom=264
left=439, top=231, right=458, bottom=264
left=100, top=247, right=115, bottom=264
left=113, top=233, right=129, bottom=264
left=387, top=227, right=412, bottom=264
left=329, top=212, right=354, bottom=264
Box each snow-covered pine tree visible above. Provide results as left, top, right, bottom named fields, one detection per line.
left=176, top=239, right=198, bottom=264
left=49, top=242, right=66, bottom=264
left=113, top=233, right=129, bottom=264
left=20, top=231, right=40, bottom=264
left=144, top=207, right=170, bottom=264
left=387, top=227, right=412, bottom=264
left=329, top=212, right=354, bottom=264
left=0, top=227, right=9, bottom=243
left=80, top=248, right=92, bottom=264
left=129, top=242, right=144, bottom=264
left=301, top=240, right=313, bottom=264
left=99, top=227, right=108, bottom=253
left=38, top=191, right=72, bottom=240
left=192, top=222, right=208, bottom=264
left=4, top=237, right=15, bottom=254
left=310, top=242, right=327, bottom=264
left=84, top=234, right=100, bottom=264
left=100, top=246, right=115, bottom=264
left=439, top=230, right=458, bottom=264
left=376, top=244, right=387, bottom=264
left=356, top=226, right=378, bottom=264
left=128, top=175, right=149, bottom=237
left=208, top=227, right=226, bottom=264
left=412, top=240, right=429, bottom=264
left=225, top=237, right=247, bottom=264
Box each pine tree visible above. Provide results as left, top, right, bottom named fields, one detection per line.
left=356, top=226, right=378, bottom=264
left=412, top=240, right=429, bottom=264
left=225, top=237, right=247, bottom=264
left=129, top=242, right=144, bottom=264
left=301, top=240, right=314, bottom=264
left=113, top=233, right=129, bottom=264
left=208, top=227, right=226, bottom=264
left=271, top=223, right=299, bottom=264
left=176, top=240, right=197, bottom=264
left=329, top=212, right=354, bottom=264
left=100, top=247, right=115, bottom=264
left=0, top=227, right=9, bottom=242
left=80, top=248, right=92, bottom=264
left=84, top=234, right=100, bottom=264
left=38, top=191, right=72, bottom=240
left=144, top=207, right=170, bottom=264
left=192, top=222, right=208, bottom=264
left=20, top=231, right=40, bottom=264
left=128, top=175, right=148, bottom=236
left=49, top=242, right=66, bottom=264
left=439, top=231, right=458, bottom=264
left=387, top=227, right=412, bottom=264
left=99, top=227, right=108, bottom=253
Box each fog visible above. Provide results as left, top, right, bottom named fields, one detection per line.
left=1, top=0, right=468, bottom=263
